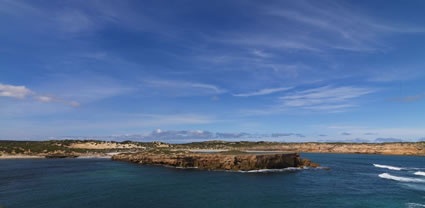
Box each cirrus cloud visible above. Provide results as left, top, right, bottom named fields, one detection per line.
left=233, top=87, right=292, bottom=97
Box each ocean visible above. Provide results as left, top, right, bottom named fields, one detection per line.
left=1, top=153, right=425, bottom=208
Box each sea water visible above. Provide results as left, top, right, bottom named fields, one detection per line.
left=1, top=153, right=425, bottom=208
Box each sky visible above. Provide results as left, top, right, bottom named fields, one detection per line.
left=1, top=0, right=425, bottom=143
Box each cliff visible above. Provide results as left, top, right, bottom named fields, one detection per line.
left=111, top=151, right=319, bottom=171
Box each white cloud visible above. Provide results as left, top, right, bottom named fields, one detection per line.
left=0, top=83, right=79, bottom=107
left=0, top=83, right=33, bottom=98
left=233, top=87, right=292, bottom=97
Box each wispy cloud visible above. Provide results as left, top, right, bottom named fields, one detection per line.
left=34, top=130, right=312, bottom=142
left=324, top=125, right=425, bottom=140
left=233, top=87, right=292, bottom=97
left=265, top=0, right=425, bottom=52
left=393, top=92, right=425, bottom=103
left=374, top=138, right=403, bottom=143
left=271, top=133, right=305, bottom=138
left=279, top=86, right=375, bottom=112
left=367, top=68, right=425, bottom=82
left=364, top=132, right=378, bottom=135
left=251, top=50, right=272, bottom=58
left=0, top=83, right=79, bottom=107
left=146, top=79, right=226, bottom=96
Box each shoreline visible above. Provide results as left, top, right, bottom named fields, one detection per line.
left=2, top=150, right=425, bottom=159
left=0, top=155, right=45, bottom=159
left=0, top=154, right=112, bottom=160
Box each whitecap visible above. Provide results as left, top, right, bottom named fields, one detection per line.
left=378, top=173, right=425, bottom=183
left=240, top=167, right=306, bottom=173
left=407, top=202, right=425, bottom=208
left=414, top=171, right=425, bottom=177
left=373, top=164, right=403, bottom=171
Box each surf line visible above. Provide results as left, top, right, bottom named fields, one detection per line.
left=373, top=164, right=402, bottom=171
left=379, top=173, right=425, bottom=183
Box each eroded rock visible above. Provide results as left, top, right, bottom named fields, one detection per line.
left=112, top=151, right=320, bottom=171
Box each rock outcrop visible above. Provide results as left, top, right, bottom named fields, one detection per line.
left=111, top=151, right=319, bottom=171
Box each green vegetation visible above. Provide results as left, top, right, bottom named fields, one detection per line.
left=0, top=140, right=149, bottom=155
left=0, top=140, right=69, bottom=154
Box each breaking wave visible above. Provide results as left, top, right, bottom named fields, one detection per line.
left=373, top=164, right=403, bottom=170
left=240, top=167, right=306, bottom=173
left=407, top=203, right=425, bottom=208
left=414, top=171, right=425, bottom=176
left=379, top=173, right=425, bottom=183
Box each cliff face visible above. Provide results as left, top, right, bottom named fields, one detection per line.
left=112, top=152, right=313, bottom=171
left=238, top=143, right=425, bottom=156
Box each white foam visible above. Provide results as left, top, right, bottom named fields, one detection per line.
left=407, top=203, right=425, bottom=208
left=378, top=173, right=425, bottom=183
left=240, top=167, right=306, bottom=173
left=373, top=164, right=402, bottom=171
left=414, top=171, right=425, bottom=177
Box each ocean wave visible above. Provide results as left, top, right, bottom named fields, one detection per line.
left=240, top=167, right=306, bottom=173
left=414, top=171, right=425, bottom=177
left=379, top=173, right=425, bottom=183
left=407, top=203, right=425, bottom=208
left=373, top=164, right=403, bottom=170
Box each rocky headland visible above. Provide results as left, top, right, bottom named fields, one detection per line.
left=111, top=150, right=320, bottom=171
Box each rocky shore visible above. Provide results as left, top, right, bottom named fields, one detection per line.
left=111, top=151, right=320, bottom=171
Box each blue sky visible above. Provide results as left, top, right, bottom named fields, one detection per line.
left=1, top=0, right=425, bottom=142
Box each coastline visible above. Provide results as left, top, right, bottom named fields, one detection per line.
left=2, top=150, right=425, bottom=160
left=0, top=154, right=45, bottom=159
left=1, top=140, right=425, bottom=160
left=0, top=154, right=113, bottom=160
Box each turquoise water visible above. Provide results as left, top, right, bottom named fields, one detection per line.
left=1, top=153, right=425, bottom=208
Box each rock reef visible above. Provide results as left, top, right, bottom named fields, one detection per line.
left=111, top=151, right=319, bottom=171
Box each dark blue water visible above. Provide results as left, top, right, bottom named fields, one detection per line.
left=1, top=153, right=425, bottom=208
